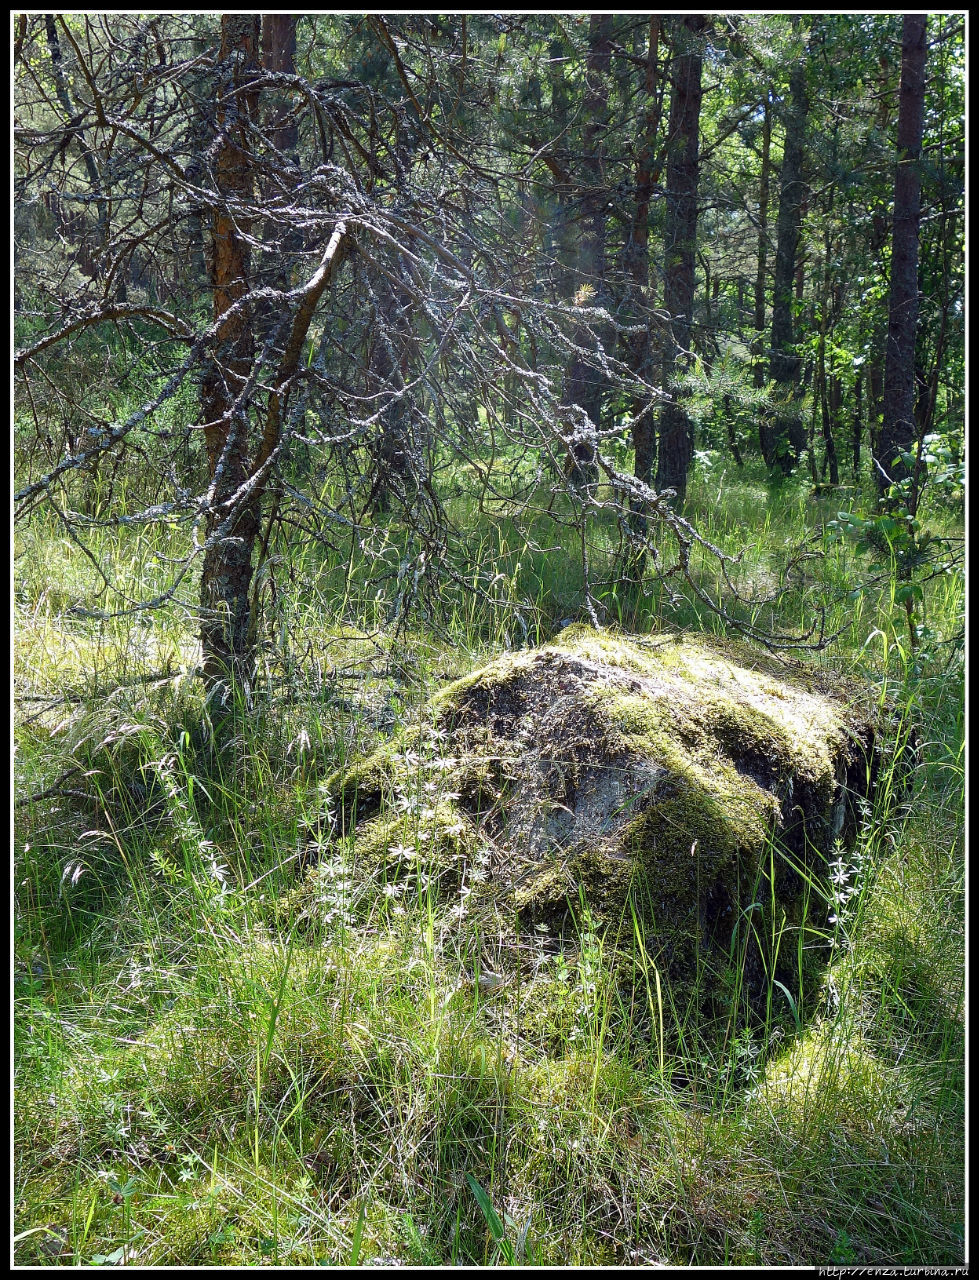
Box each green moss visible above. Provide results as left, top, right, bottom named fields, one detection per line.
left=351, top=801, right=479, bottom=890
left=552, top=626, right=868, bottom=762
left=323, top=732, right=415, bottom=828
left=600, top=692, right=777, bottom=830
left=293, top=626, right=883, bottom=1015
left=430, top=648, right=539, bottom=716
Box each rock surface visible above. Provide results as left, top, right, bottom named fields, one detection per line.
left=318, top=626, right=892, bottom=1011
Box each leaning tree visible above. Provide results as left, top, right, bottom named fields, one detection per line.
left=15, top=14, right=845, bottom=714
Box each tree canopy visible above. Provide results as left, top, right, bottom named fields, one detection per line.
left=14, top=13, right=965, bottom=691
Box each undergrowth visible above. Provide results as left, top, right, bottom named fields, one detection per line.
left=13, top=458, right=964, bottom=1266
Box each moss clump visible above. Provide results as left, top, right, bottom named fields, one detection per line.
left=297, top=626, right=888, bottom=1016
left=323, top=730, right=422, bottom=829
left=350, top=801, right=480, bottom=892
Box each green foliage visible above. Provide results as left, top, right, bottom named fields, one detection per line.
left=12, top=10, right=963, bottom=1266
left=13, top=457, right=963, bottom=1266
left=827, top=428, right=964, bottom=667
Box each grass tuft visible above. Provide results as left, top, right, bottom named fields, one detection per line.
left=14, top=461, right=963, bottom=1266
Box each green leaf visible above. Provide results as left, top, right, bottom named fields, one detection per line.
left=467, top=1175, right=516, bottom=1264
left=349, top=1202, right=367, bottom=1266
left=12, top=1227, right=65, bottom=1243
left=773, top=979, right=801, bottom=1031
left=468, top=1174, right=504, bottom=1239
left=90, top=1246, right=127, bottom=1265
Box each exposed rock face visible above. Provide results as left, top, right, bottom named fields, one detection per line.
left=320, top=626, right=894, bottom=1013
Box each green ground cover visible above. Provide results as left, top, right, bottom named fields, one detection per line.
left=13, top=459, right=964, bottom=1266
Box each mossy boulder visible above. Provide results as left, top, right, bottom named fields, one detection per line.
left=315, top=626, right=896, bottom=1008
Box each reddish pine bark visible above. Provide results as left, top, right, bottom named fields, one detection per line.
left=199, top=16, right=263, bottom=693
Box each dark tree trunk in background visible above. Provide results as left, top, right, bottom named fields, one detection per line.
left=261, top=14, right=298, bottom=139
left=852, top=366, right=863, bottom=475
left=656, top=14, right=705, bottom=508
left=877, top=14, right=927, bottom=502
left=817, top=340, right=840, bottom=485
left=752, top=92, right=772, bottom=389
left=825, top=372, right=842, bottom=484
left=724, top=394, right=744, bottom=468
left=182, top=23, right=213, bottom=291
left=259, top=13, right=299, bottom=310
left=626, top=16, right=662, bottom=497
left=367, top=270, right=417, bottom=514
left=816, top=222, right=840, bottom=485
left=564, top=14, right=613, bottom=488
left=247, top=15, right=299, bottom=617
left=762, top=37, right=809, bottom=473
left=867, top=357, right=885, bottom=469
left=44, top=14, right=107, bottom=279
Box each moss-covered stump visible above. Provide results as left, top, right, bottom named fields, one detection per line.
left=313, top=626, right=895, bottom=1016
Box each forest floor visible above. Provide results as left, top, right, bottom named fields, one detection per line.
left=13, top=460, right=965, bottom=1267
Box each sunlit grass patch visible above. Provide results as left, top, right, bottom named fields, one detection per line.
left=14, top=456, right=964, bottom=1265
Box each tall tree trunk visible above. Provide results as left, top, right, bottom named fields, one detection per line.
left=724, top=394, right=744, bottom=468
left=656, top=14, right=705, bottom=508
left=617, top=16, right=664, bottom=567
left=199, top=15, right=263, bottom=696
left=826, top=372, right=842, bottom=484
left=817, top=338, right=840, bottom=485
left=182, top=22, right=213, bottom=291
left=43, top=14, right=107, bottom=280
left=261, top=14, right=298, bottom=144
left=852, top=365, right=863, bottom=475
left=563, top=14, right=613, bottom=488
left=199, top=15, right=350, bottom=696
left=626, top=16, right=662, bottom=499
left=258, top=13, right=300, bottom=327
left=817, top=223, right=839, bottom=485
left=762, top=35, right=809, bottom=473
left=877, top=14, right=927, bottom=502
left=752, top=92, right=772, bottom=389
left=366, top=268, right=417, bottom=514
left=246, top=15, right=300, bottom=620
left=867, top=357, right=884, bottom=463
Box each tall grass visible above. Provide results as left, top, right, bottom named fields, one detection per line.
left=14, top=457, right=964, bottom=1266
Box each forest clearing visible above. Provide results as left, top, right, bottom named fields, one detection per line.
left=14, top=14, right=964, bottom=1267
